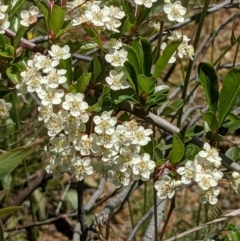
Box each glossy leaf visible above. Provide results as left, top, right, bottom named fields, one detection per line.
left=137, top=74, right=156, bottom=96
left=132, top=39, right=144, bottom=73
left=225, top=147, right=240, bottom=162
left=0, top=145, right=32, bottom=179
left=0, top=34, right=6, bottom=49
left=39, top=2, right=50, bottom=29
left=161, top=99, right=184, bottom=116
left=121, top=14, right=136, bottom=33
left=0, top=206, right=22, bottom=218
left=198, top=62, right=219, bottom=113
left=202, top=111, right=218, bottom=133
left=59, top=58, right=73, bottom=85
left=225, top=120, right=240, bottom=133
left=169, top=134, right=185, bottom=164
left=9, top=0, right=25, bottom=18
left=6, top=63, right=25, bottom=83
left=76, top=73, right=91, bottom=93
left=50, top=5, right=67, bottom=37
left=88, top=56, right=102, bottom=82
left=153, top=40, right=181, bottom=79
left=218, top=68, right=240, bottom=127
left=14, top=25, right=28, bottom=53
left=124, top=45, right=141, bottom=76
left=154, top=146, right=163, bottom=161
left=124, top=61, right=138, bottom=91
left=141, top=38, right=152, bottom=76
left=84, top=28, right=103, bottom=48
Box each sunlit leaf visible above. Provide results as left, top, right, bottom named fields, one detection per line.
left=0, top=206, right=22, bottom=218
left=169, top=134, right=185, bottom=164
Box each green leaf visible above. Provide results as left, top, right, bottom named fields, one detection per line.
left=153, top=40, right=181, bottom=79
left=161, top=99, right=184, bottom=116
left=123, top=0, right=134, bottom=14
left=137, top=74, right=157, bottom=95
left=154, top=146, right=163, bottom=161
left=124, top=62, right=138, bottom=92
left=50, top=5, right=67, bottom=37
left=76, top=73, right=91, bottom=93
left=202, top=111, right=218, bottom=133
left=0, top=34, right=6, bottom=50
left=218, top=68, right=240, bottom=127
left=88, top=56, right=102, bottom=82
left=9, top=0, right=24, bottom=18
left=0, top=206, right=22, bottom=218
left=198, top=62, right=219, bottom=113
left=39, top=2, right=50, bottom=29
left=112, top=88, right=135, bottom=104
left=6, top=63, right=25, bottom=83
left=141, top=38, right=152, bottom=77
left=169, top=134, right=185, bottom=164
left=0, top=145, right=32, bottom=179
left=73, top=65, right=83, bottom=82
left=84, top=28, right=103, bottom=48
left=225, top=147, right=240, bottom=162
left=225, top=120, right=240, bottom=133
left=230, top=229, right=240, bottom=241
left=132, top=38, right=144, bottom=73
left=124, top=45, right=141, bottom=76
left=121, top=14, right=136, bottom=33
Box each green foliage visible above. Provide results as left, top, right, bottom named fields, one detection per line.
left=225, top=147, right=240, bottom=162
left=198, top=62, right=219, bottom=113
left=0, top=145, right=32, bottom=179
left=0, top=206, right=22, bottom=218
left=169, top=134, right=185, bottom=164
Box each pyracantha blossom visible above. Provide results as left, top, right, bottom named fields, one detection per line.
left=0, top=14, right=10, bottom=34
left=62, top=93, right=88, bottom=117
left=20, top=6, right=39, bottom=27
left=134, top=0, right=157, bottom=8
left=194, top=170, right=218, bottom=190
left=46, top=155, right=62, bottom=179
left=113, top=125, right=131, bottom=150
left=38, top=87, right=64, bottom=106
left=57, top=147, right=76, bottom=172
left=96, top=133, right=116, bottom=149
left=164, top=1, right=186, bottom=23
left=43, top=69, right=67, bottom=88
left=71, top=157, right=93, bottom=181
left=105, top=18, right=121, bottom=33
left=197, top=142, right=222, bottom=165
left=105, top=48, right=128, bottom=67
left=177, top=160, right=201, bottom=184
left=105, top=70, right=129, bottom=90
left=105, top=5, right=125, bottom=20
left=33, top=53, right=59, bottom=73
left=25, top=72, right=44, bottom=93
left=0, top=99, right=12, bottom=120
left=0, top=1, right=8, bottom=19
left=231, top=171, right=240, bottom=194
left=113, top=149, right=134, bottom=173
left=38, top=105, right=53, bottom=122
left=45, top=113, right=63, bottom=137
left=49, top=134, right=70, bottom=153
left=108, top=167, right=131, bottom=188
left=48, top=45, right=71, bottom=65
left=131, top=126, right=153, bottom=146
left=131, top=153, right=155, bottom=181
left=197, top=186, right=220, bottom=205
left=103, top=38, right=122, bottom=50
left=154, top=175, right=177, bottom=199
left=59, top=111, right=82, bottom=129
left=93, top=111, right=117, bottom=135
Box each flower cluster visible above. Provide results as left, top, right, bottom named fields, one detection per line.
left=134, top=0, right=157, bottom=8
left=230, top=172, right=240, bottom=194
left=104, top=38, right=129, bottom=90
left=20, top=6, right=39, bottom=27
left=0, top=1, right=10, bottom=34
left=0, top=99, right=12, bottom=120
left=154, top=143, right=223, bottom=205
left=161, top=30, right=195, bottom=63
left=66, top=1, right=125, bottom=33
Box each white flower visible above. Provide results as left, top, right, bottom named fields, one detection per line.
left=103, top=38, right=122, bottom=50
left=96, top=133, right=116, bottom=149
left=48, top=45, right=71, bottom=64
left=154, top=175, right=176, bottom=199
left=108, top=167, right=131, bottom=188
left=130, top=153, right=155, bottom=181
left=62, top=93, right=88, bottom=117
left=25, top=72, right=44, bottom=93
left=0, top=1, right=8, bottom=19
left=85, top=4, right=110, bottom=26
left=105, top=18, right=122, bottom=33
left=33, top=53, right=59, bottom=73
left=38, top=87, right=64, bottom=106
left=106, top=70, right=129, bottom=90
left=38, top=105, right=53, bottom=122
left=134, top=0, right=157, bottom=8
left=113, top=149, right=134, bottom=173
left=164, top=1, right=186, bottom=23
left=197, top=186, right=220, bottom=205
left=104, top=6, right=125, bottom=20
left=45, top=113, right=63, bottom=137
left=43, top=69, right=67, bottom=89
left=49, top=134, right=70, bottom=153
left=72, top=157, right=93, bottom=180
left=59, top=111, right=81, bottom=129
left=93, top=111, right=117, bottom=135
left=0, top=14, right=10, bottom=34
left=195, top=170, right=218, bottom=190
left=131, top=126, right=153, bottom=146
left=20, top=6, right=39, bottom=27
left=46, top=155, right=62, bottom=179
left=161, top=42, right=176, bottom=63
left=177, top=160, right=201, bottom=184
left=105, top=49, right=128, bottom=67
left=198, top=142, right=222, bottom=164
left=57, top=147, right=76, bottom=172
left=0, top=99, right=12, bottom=120
left=65, top=124, right=86, bottom=144
left=113, top=125, right=131, bottom=150
left=231, top=171, right=240, bottom=194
